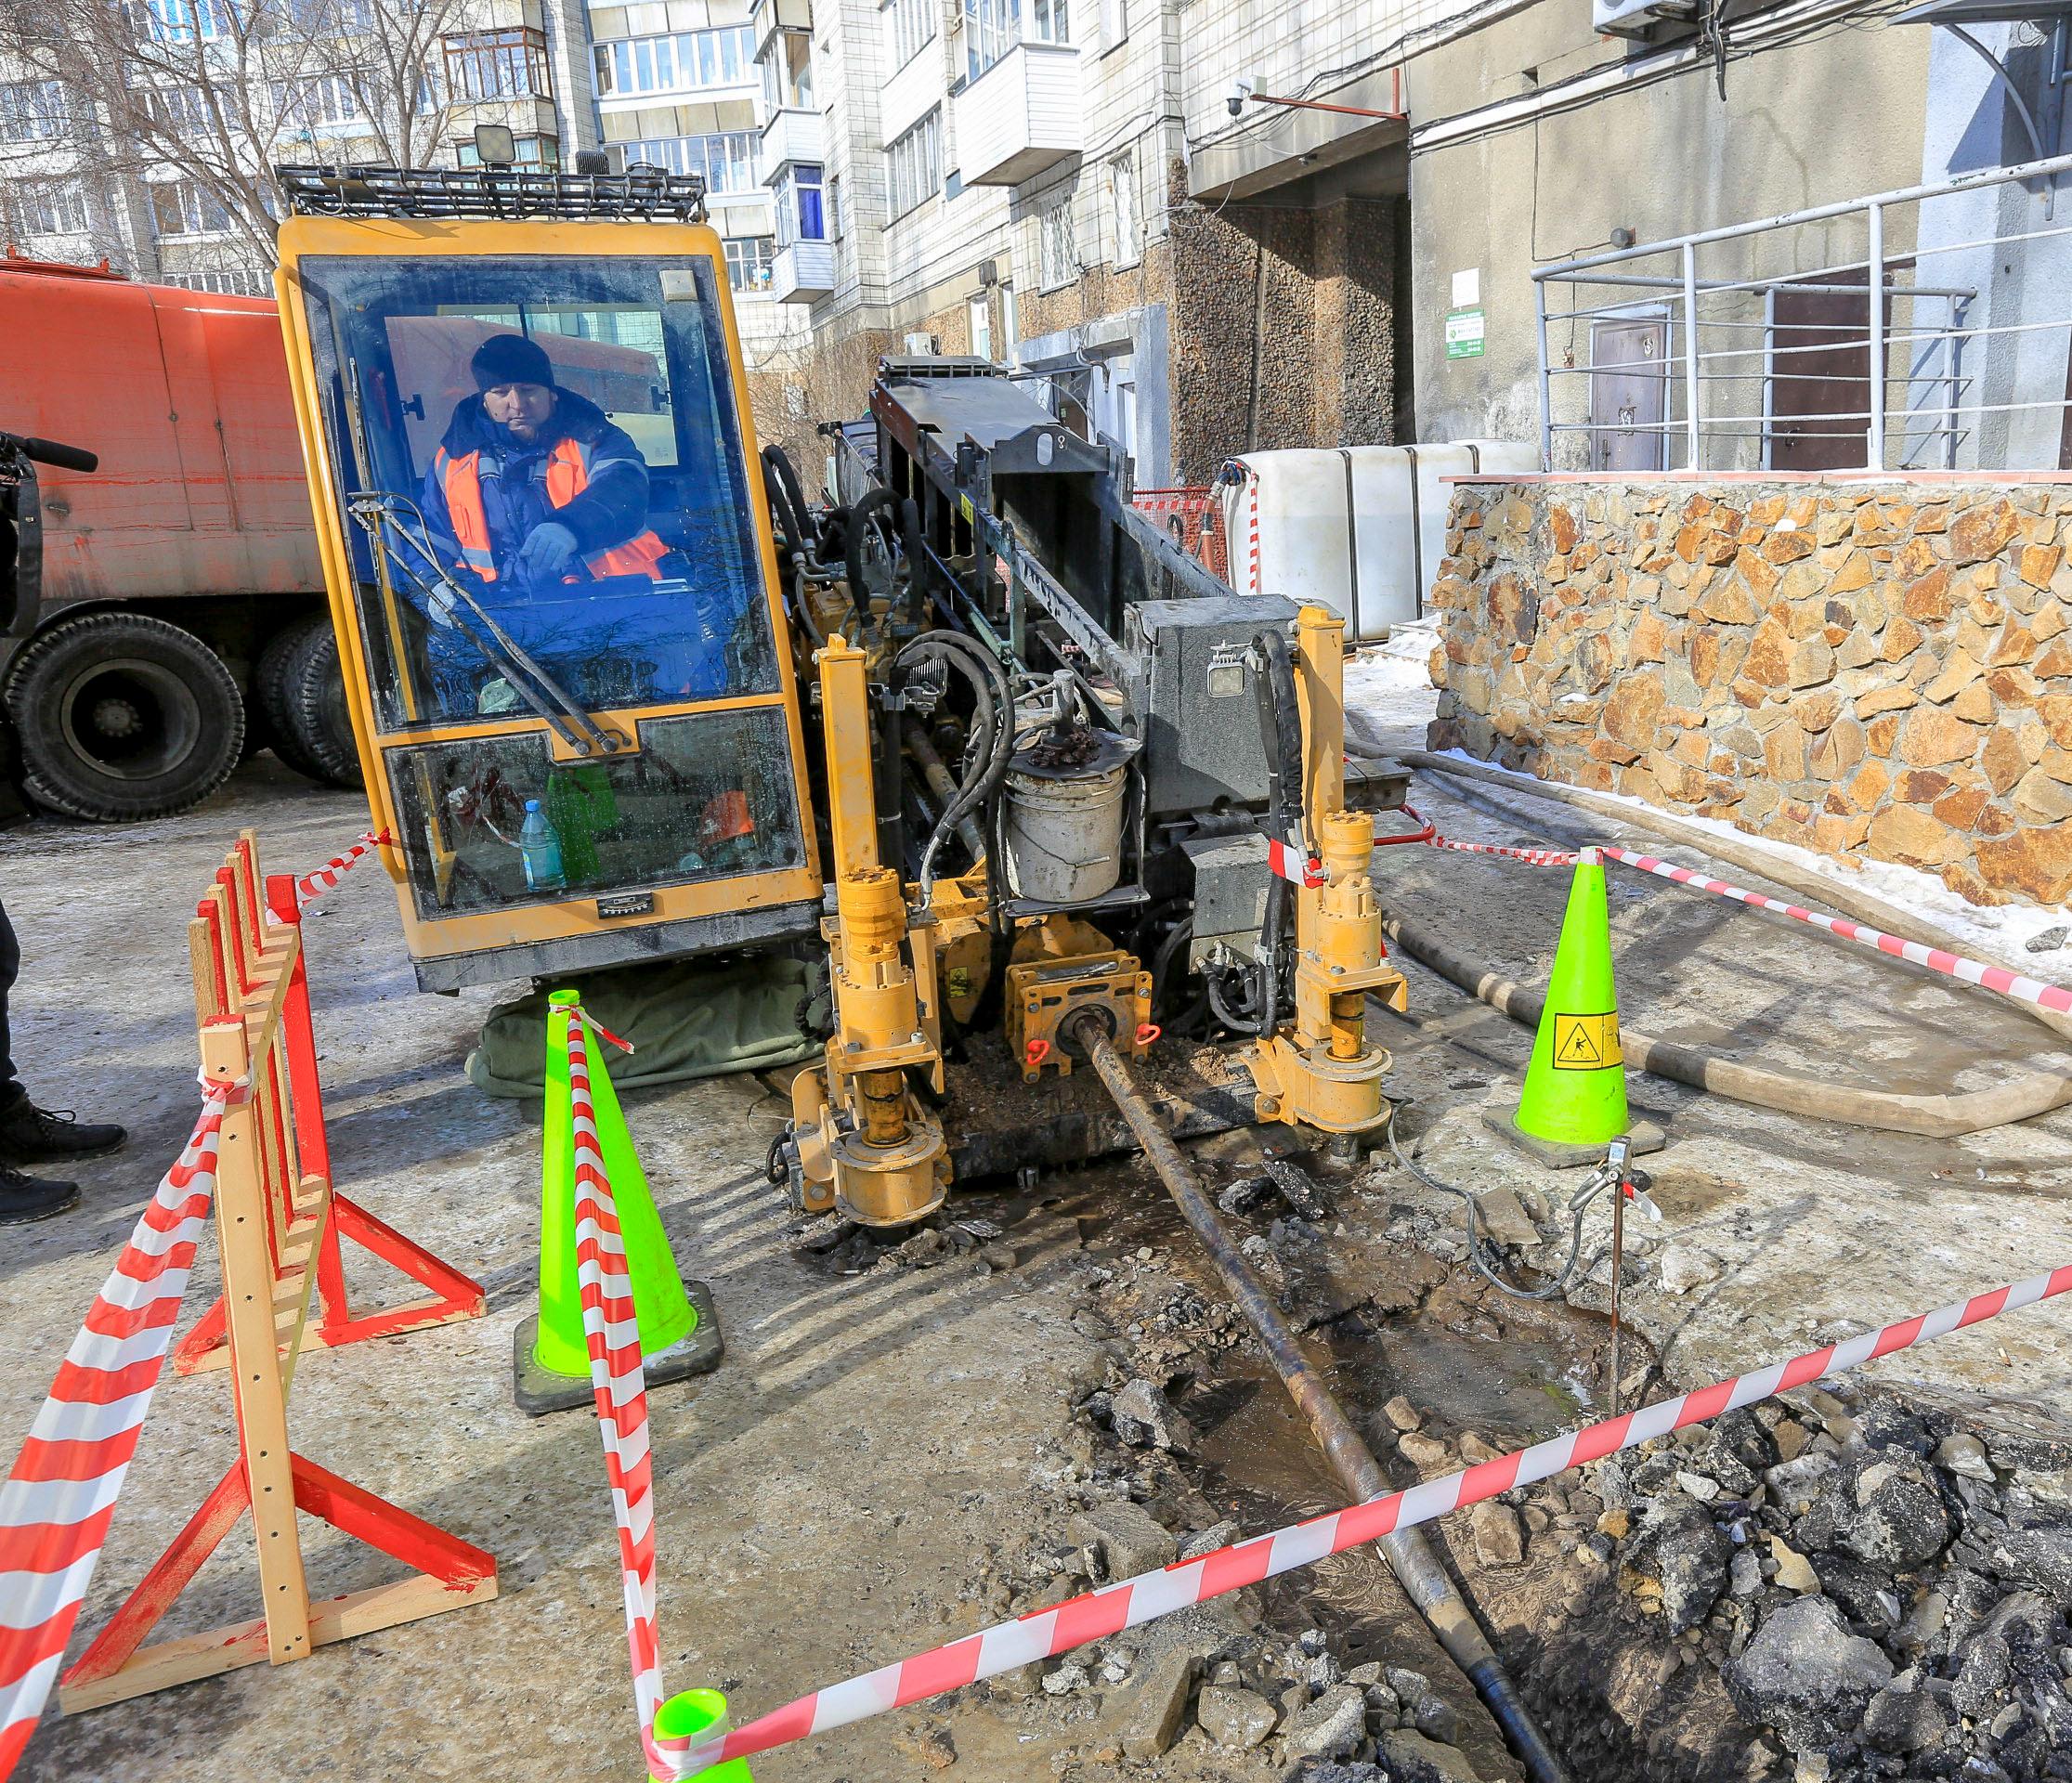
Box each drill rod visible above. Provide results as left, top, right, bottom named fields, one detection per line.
left=1073, top=1017, right=1570, bottom=1783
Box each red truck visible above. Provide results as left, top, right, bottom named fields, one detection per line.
left=0, top=252, right=357, bottom=820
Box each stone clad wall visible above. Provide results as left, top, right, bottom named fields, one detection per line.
left=1427, top=480, right=2072, bottom=907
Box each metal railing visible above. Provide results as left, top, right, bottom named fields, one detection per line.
left=1533, top=151, right=2072, bottom=474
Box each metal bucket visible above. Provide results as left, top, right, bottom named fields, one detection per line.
left=1003, top=745, right=1129, bottom=905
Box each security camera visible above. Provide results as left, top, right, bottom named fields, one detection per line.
left=1226, top=77, right=1256, bottom=119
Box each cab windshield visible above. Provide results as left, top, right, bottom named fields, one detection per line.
left=298, top=253, right=779, bottom=733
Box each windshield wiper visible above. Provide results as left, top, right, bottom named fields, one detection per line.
left=346, top=492, right=622, bottom=759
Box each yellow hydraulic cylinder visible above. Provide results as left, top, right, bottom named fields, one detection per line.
left=808, top=635, right=945, bottom=1224
left=1250, top=606, right=1406, bottom=1134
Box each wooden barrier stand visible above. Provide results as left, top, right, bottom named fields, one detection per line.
left=170, top=839, right=485, bottom=1373
left=59, top=831, right=496, bottom=1712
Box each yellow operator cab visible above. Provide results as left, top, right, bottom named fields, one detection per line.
left=273, top=164, right=822, bottom=991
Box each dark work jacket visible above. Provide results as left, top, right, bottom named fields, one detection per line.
left=421, top=387, right=653, bottom=583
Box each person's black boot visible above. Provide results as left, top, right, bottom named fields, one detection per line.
left=0, top=1101, right=128, bottom=1165
left=0, top=1164, right=79, bottom=1223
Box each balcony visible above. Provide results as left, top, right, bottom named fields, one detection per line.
left=952, top=42, right=1080, bottom=188
left=771, top=239, right=834, bottom=304
left=750, top=0, right=812, bottom=61
left=759, top=105, right=825, bottom=185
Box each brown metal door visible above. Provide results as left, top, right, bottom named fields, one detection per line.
left=1588, top=318, right=1667, bottom=471
left=1770, top=276, right=1878, bottom=470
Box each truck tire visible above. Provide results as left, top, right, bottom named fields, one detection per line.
left=282, top=620, right=362, bottom=789
left=255, top=617, right=326, bottom=779
left=3, top=609, right=244, bottom=821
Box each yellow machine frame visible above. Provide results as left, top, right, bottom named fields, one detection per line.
left=273, top=215, right=823, bottom=975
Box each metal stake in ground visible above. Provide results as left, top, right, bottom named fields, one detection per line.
left=1068, top=1009, right=1571, bottom=1783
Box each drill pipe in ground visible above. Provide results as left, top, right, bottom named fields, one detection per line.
left=1072, top=1016, right=1570, bottom=1783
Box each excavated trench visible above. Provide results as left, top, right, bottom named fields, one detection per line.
left=799, top=1133, right=2072, bottom=1783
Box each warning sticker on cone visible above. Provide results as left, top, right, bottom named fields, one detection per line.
left=1552, top=1011, right=1622, bottom=1071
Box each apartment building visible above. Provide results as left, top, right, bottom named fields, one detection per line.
left=754, top=0, right=2072, bottom=488
left=0, top=0, right=804, bottom=404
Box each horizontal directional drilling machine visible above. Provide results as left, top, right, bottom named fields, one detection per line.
left=270, top=166, right=1562, bottom=1778
left=767, top=357, right=1417, bottom=1226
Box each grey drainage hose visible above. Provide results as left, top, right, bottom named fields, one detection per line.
left=1382, top=918, right=2072, bottom=1139
left=1401, top=749, right=2072, bottom=1049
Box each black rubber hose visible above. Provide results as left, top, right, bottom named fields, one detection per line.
left=762, top=444, right=811, bottom=554
left=762, top=462, right=801, bottom=558
left=897, top=496, right=925, bottom=623
left=843, top=488, right=901, bottom=625
left=895, top=632, right=1014, bottom=901
left=1246, top=630, right=1304, bottom=1037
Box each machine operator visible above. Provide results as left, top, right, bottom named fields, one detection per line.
left=422, top=332, right=671, bottom=595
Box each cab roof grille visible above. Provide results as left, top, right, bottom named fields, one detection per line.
left=276, top=164, right=708, bottom=223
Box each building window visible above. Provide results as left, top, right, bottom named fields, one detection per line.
left=445, top=28, right=553, bottom=103
left=1100, top=0, right=1124, bottom=47
left=969, top=294, right=993, bottom=361
left=886, top=0, right=936, bottom=72
left=12, top=183, right=90, bottom=237
left=148, top=85, right=212, bottom=137
left=279, top=72, right=365, bottom=133
left=776, top=162, right=827, bottom=246
left=149, top=177, right=231, bottom=238
left=1039, top=195, right=1075, bottom=289
left=161, top=266, right=267, bottom=295
left=1108, top=150, right=1138, bottom=267
left=827, top=173, right=843, bottom=240
left=965, top=0, right=1068, bottom=83
left=0, top=82, right=67, bottom=144
left=593, top=26, right=755, bottom=98
left=456, top=135, right=560, bottom=169
left=885, top=109, right=940, bottom=222
left=147, top=0, right=220, bottom=44
left=762, top=29, right=815, bottom=108
left=619, top=132, right=755, bottom=192
left=724, top=235, right=776, bottom=293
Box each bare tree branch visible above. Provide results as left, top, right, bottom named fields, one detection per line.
left=1, top=0, right=475, bottom=269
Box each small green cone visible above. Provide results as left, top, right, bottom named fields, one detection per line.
left=652, top=1689, right=755, bottom=1781
left=536, top=988, right=697, bottom=1380
left=1511, top=851, right=1630, bottom=1152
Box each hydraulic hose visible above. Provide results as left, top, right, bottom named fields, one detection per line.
left=843, top=487, right=902, bottom=626
left=1069, top=1015, right=1570, bottom=1783
left=762, top=443, right=812, bottom=553
left=1246, top=630, right=1305, bottom=1038
left=893, top=631, right=1015, bottom=906
left=762, top=455, right=804, bottom=558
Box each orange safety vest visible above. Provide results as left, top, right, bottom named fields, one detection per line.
left=435, top=434, right=670, bottom=583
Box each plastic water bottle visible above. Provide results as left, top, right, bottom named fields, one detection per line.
left=519, top=800, right=566, bottom=892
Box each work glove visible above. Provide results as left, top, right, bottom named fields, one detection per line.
left=515, top=521, right=580, bottom=584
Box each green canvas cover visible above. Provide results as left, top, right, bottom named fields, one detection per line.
left=466, top=954, right=820, bottom=1098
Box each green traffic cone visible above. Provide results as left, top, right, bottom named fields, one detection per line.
left=514, top=988, right=724, bottom=1414
left=1508, top=850, right=1635, bottom=1164
left=652, top=1688, right=755, bottom=1781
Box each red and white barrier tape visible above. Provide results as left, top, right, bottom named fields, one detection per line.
left=1401, top=807, right=2072, bottom=1021
left=1596, top=846, right=2072, bottom=1019
left=0, top=1075, right=248, bottom=1778
left=676, top=1261, right=2071, bottom=1775
left=293, top=829, right=393, bottom=913
left=1265, top=835, right=1324, bottom=890
left=565, top=1016, right=683, bottom=1782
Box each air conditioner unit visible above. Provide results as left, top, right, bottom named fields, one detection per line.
left=1594, top=0, right=1697, bottom=37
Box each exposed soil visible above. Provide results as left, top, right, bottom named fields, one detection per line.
left=4, top=756, right=2070, bottom=1783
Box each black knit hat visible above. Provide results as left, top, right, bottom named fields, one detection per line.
left=471, top=332, right=554, bottom=392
